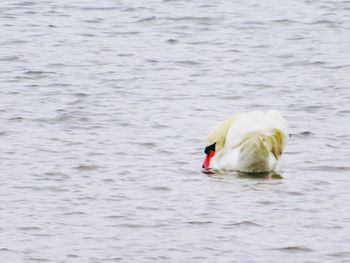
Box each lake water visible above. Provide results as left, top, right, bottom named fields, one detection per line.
left=1, top=0, right=350, bottom=262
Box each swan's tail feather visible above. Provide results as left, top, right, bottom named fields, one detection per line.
left=236, top=129, right=285, bottom=172
left=266, top=129, right=285, bottom=159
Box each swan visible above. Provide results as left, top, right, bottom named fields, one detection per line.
left=202, top=110, right=288, bottom=173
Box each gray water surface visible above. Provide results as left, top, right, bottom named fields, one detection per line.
left=1, top=0, right=350, bottom=262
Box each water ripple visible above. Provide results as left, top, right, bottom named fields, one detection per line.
left=0, top=0, right=349, bottom=262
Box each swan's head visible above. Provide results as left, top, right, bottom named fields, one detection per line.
left=202, top=142, right=216, bottom=169
left=202, top=132, right=226, bottom=169
left=202, top=116, right=237, bottom=169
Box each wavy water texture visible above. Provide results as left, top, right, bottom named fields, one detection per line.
left=0, top=0, right=350, bottom=262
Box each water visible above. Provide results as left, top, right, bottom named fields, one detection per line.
left=1, top=0, right=350, bottom=262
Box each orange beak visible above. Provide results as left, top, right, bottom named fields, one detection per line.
left=202, top=150, right=215, bottom=169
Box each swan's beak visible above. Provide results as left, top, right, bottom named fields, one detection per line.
left=202, top=150, right=215, bottom=169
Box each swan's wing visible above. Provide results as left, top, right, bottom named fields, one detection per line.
left=225, top=111, right=288, bottom=150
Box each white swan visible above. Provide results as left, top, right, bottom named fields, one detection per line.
left=202, top=110, right=288, bottom=173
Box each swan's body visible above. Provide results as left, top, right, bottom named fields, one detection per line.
left=203, top=110, right=288, bottom=173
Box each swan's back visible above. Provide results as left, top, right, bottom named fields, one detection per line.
left=225, top=110, right=288, bottom=150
